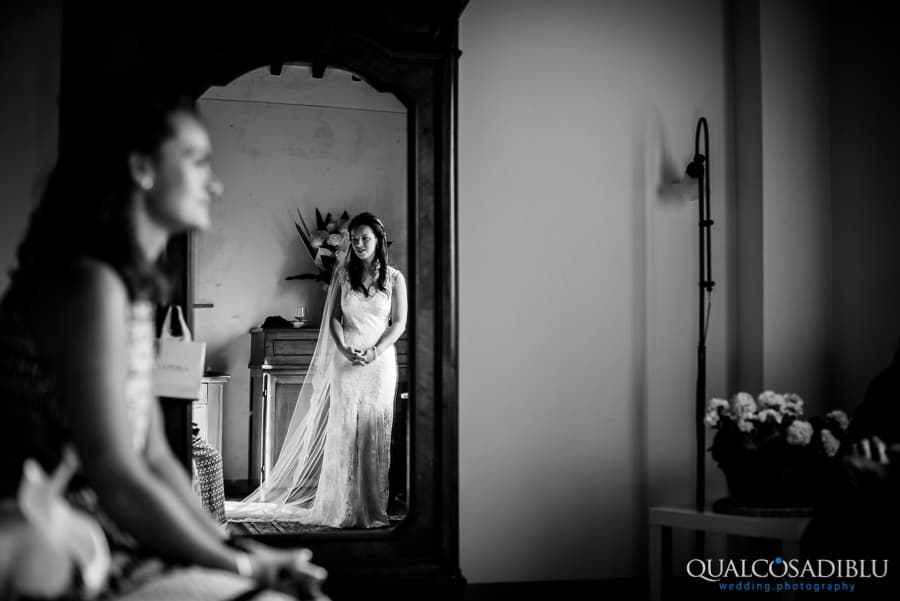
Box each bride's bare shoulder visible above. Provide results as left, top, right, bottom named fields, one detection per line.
left=387, top=265, right=405, bottom=282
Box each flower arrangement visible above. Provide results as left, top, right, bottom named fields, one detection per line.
left=286, top=208, right=350, bottom=285
left=705, top=391, right=851, bottom=506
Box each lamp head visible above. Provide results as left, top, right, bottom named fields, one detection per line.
left=686, top=154, right=705, bottom=179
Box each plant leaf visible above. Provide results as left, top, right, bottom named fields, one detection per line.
left=315, top=208, right=325, bottom=231
left=285, top=273, right=321, bottom=280
left=293, top=223, right=315, bottom=261
left=296, top=208, right=312, bottom=239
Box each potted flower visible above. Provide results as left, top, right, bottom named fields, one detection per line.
left=705, top=391, right=850, bottom=507
left=286, top=208, right=350, bottom=286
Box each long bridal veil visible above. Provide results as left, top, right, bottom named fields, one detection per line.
left=226, top=251, right=349, bottom=521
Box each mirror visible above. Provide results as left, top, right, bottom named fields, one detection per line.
left=190, top=64, right=410, bottom=531
left=74, top=1, right=469, bottom=583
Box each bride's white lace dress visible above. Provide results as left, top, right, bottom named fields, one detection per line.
left=226, top=265, right=400, bottom=527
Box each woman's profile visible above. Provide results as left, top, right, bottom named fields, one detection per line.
left=0, top=86, right=327, bottom=600
left=229, top=211, right=408, bottom=528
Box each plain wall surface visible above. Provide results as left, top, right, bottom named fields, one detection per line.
left=196, top=66, right=407, bottom=480
left=459, top=0, right=735, bottom=582
left=458, top=0, right=837, bottom=584
left=731, top=0, right=765, bottom=394
left=758, top=0, right=831, bottom=415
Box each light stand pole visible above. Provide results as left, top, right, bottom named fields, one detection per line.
left=678, top=117, right=714, bottom=558
left=689, top=117, right=714, bottom=516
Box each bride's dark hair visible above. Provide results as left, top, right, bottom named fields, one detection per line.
left=10, top=87, right=199, bottom=302
left=346, top=212, right=389, bottom=295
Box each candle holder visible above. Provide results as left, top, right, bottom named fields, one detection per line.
left=292, top=305, right=309, bottom=328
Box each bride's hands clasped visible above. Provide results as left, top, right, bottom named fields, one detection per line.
left=341, top=345, right=375, bottom=366
left=341, top=345, right=366, bottom=366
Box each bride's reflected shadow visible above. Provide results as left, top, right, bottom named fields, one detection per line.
left=190, top=64, right=410, bottom=532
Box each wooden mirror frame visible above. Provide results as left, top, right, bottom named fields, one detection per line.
left=60, top=1, right=466, bottom=593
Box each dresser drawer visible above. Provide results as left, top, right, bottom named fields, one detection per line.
left=271, top=338, right=316, bottom=357
left=249, top=327, right=319, bottom=367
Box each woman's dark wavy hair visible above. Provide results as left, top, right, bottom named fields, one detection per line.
left=11, top=88, right=200, bottom=302
left=346, top=212, right=389, bottom=295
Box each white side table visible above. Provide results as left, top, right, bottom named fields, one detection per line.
left=649, top=506, right=811, bottom=601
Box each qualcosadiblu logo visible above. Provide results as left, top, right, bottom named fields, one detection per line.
left=686, top=557, right=888, bottom=583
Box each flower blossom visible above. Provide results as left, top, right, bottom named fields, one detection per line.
left=704, top=398, right=728, bottom=427
left=786, top=419, right=814, bottom=446
left=707, top=398, right=729, bottom=413
left=737, top=419, right=754, bottom=433
left=758, top=390, right=786, bottom=412
left=783, top=393, right=805, bottom=416
left=755, top=408, right=782, bottom=424
left=327, top=233, right=345, bottom=247
left=821, top=429, right=841, bottom=457
left=730, top=392, right=757, bottom=418
left=826, top=410, right=850, bottom=431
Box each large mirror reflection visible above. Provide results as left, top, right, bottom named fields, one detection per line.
left=189, top=64, right=410, bottom=532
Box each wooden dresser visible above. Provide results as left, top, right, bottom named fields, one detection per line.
left=247, top=326, right=409, bottom=490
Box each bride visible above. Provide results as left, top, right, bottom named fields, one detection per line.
left=227, top=212, right=407, bottom=528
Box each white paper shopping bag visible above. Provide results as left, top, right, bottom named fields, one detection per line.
left=153, top=305, right=206, bottom=399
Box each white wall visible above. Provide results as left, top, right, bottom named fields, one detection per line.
left=458, top=0, right=837, bottom=584
left=196, top=66, right=407, bottom=480
left=459, top=0, right=735, bottom=583
left=0, top=0, right=61, bottom=292
left=732, top=0, right=765, bottom=394
left=758, top=0, right=831, bottom=414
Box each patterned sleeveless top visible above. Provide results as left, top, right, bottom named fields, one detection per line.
left=0, top=287, right=155, bottom=496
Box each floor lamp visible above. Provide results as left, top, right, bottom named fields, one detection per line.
left=679, top=117, right=714, bottom=516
